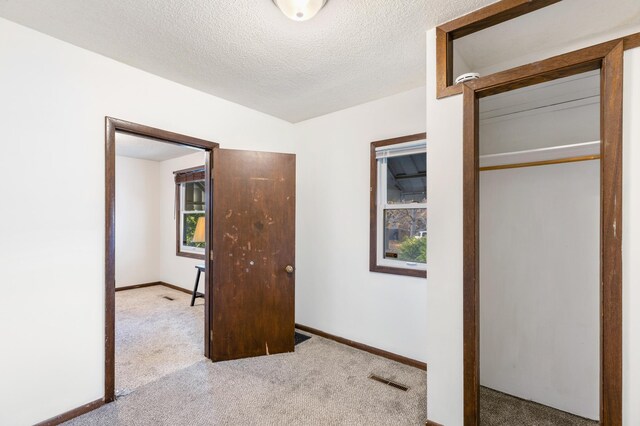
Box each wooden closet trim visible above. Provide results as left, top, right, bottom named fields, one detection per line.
left=461, top=42, right=624, bottom=425
left=436, top=0, right=561, bottom=98
left=599, top=41, right=624, bottom=426
left=435, top=0, right=640, bottom=99
left=438, top=0, right=561, bottom=39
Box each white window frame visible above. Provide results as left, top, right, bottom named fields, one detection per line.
left=375, top=140, right=427, bottom=271
left=179, top=181, right=205, bottom=255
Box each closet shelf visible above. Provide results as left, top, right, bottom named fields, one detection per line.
left=479, top=141, right=600, bottom=171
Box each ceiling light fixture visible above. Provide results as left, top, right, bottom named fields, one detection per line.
left=272, top=0, right=328, bottom=22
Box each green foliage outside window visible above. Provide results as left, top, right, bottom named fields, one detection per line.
left=398, top=236, right=426, bottom=263
left=183, top=213, right=205, bottom=248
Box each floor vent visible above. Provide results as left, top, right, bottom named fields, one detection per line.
left=368, top=374, right=410, bottom=391
left=161, top=295, right=175, bottom=301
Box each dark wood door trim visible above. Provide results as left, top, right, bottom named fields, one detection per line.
left=105, top=117, right=219, bottom=403
left=462, top=84, right=480, bottom=426
left=599, top=42, right=624, bottom=426
left=461, top=44, right=624, bottom=425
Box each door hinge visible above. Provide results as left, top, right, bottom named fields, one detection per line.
left=210, top=250, right=214, bottom=261
left=211, top=168, right=214, bottom=179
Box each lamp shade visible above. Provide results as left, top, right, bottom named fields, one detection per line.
left=192, top=216, right=206, bottom=243
left=273, top=0, right=328, bottom=21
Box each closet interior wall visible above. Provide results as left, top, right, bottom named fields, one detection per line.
left=478, top=72, right=601, bottom=420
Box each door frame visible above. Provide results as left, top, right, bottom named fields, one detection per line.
left=462, top=42, right=625, bottom=424
left=104, top=117, right=219, bottom=402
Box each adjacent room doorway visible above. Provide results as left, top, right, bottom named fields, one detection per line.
left=104, top=118, right=296, bottom=402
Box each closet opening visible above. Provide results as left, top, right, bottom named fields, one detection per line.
left=462, top=42, right=623, bottom=425
left=479, top=70, right=600, bottom=425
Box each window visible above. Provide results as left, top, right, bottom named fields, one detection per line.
left=370, top=134, right=426, bottom=277
left=175, top=166, right=206, bottom=259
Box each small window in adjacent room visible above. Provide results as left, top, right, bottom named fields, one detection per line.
left=174, top=166, right=206, bottom=259
left=370, top=134, right=426, bottom=278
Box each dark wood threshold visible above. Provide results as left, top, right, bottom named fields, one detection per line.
left=425, top=420, right=445, bottom=426
left=115, top=281, right=192, bottom=295
left=295, top=323, right=427, bottom=371
left=35, top=398, right=104, bottom=426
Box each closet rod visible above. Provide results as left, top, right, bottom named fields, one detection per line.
left=479, top=154, right=600, bottom=172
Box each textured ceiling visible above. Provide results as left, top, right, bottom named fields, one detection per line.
left=0, top=0, right=495, bottom=122
left=116, top=132, right=201, bottom=162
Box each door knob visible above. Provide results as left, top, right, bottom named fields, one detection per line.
left=285, top=265, right=294, bottom=274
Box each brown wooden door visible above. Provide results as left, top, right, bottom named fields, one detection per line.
left=209, top=149, right=295, bottom=361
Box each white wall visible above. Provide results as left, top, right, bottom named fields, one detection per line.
left=480, top=161, right=600, bottom=419
left=115, top=151, right=207, bottom=293
left=115, top=156, right=161, bottom=287
left=0, top=17, right=295, bottom=426
left=622, top=46, right=640, bottom=426
left=425, top=28, right=465, bottom=426
left=158, top=152, right=207, bottom=292
left=295, top=87, right=428, bottom=362
left=480, top=103, right=600, bottom=155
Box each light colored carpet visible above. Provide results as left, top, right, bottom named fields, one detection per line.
left=115, top=286, right=205, bottom=394
left=71, top=286, right=427, bottom=425
left=480, top=387, right=599, bottom=426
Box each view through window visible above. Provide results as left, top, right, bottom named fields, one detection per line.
left=382, top=152, right=427, bottom=263
left=180, top=180, right=205, bottom=253
left=371, top=135, right=426, bottom=276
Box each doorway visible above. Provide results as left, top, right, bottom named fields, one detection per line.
left=105, top=118, right=218, bottom=402
left=105, top=118, right=297, bottom=403
left=462, top=43, right=623, bottom=425
left=113, top=130, right=209, bottom=395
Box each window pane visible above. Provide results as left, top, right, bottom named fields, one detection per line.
left=184, top=181, right=205, bottom=211
left=386, top=153, right=426, bottom=204
left=383, top=208, right=426, bottom=263
left=183, top=213, right=205, bottom=248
